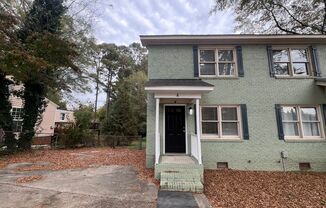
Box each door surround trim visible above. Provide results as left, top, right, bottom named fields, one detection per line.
left=163, top=104, right=188, bottom=155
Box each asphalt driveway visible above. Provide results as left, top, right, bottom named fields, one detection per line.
left=0, top=164, right=157, bottom=208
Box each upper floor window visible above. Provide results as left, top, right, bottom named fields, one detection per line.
left=60, top=113, right=66, bottom=121
left=201, top=105, right=241, bottom=139
left=11, top=108, right=23, bottom=120
left=11, top=108, right=23, bottom=132
left=199, top=48, right=237, bottom=77
left=272, top=47, right=312, bottom=76
left=281, top=105, right=323, bottom=139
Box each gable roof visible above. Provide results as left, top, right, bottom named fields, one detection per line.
left=140, top=34, right=326, bottom=46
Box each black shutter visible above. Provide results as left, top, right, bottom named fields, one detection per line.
left=193, top=45, right=199, bottom=77
left=240, top=104, right=249, bottom=140
left=267, top=45, right=274, bottom=77
left=322, top=104, right=326, bottom=127
left=310, top=46, right=321, bottom=77
left=194, top=104, right=197, bottom=134
left=275, top=104, right=284, bottom=140
left=236, top=46, right=244, bottom=77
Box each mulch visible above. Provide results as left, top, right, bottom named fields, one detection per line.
left=0, top=147, right=158, bottom=185
left=204, top=169, right=326, bottom=208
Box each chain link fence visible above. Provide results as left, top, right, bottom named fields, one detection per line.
left=0, top=129, right=145, bottom=151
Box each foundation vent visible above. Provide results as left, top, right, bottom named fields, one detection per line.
left=299, top=162, right=311, bottom=171
left=217, top=162, right=228, bottom=169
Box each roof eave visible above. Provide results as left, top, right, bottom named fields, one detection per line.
left=140, top=35, right=326, bottom=46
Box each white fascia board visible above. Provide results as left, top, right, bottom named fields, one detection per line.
left=154, top=93, right=201, bottom=99
left=144, top=86, right=214, bottom=92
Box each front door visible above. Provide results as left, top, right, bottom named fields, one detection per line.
left=165, top=106, right=186, bottom=153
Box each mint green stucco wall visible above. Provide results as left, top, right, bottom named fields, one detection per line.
left=146, top=45, right=326, bottom=171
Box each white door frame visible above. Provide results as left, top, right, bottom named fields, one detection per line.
left=163, top=104, right=188, bottom=155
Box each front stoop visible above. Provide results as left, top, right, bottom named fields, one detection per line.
left=155, top=163, right=204, bottom=193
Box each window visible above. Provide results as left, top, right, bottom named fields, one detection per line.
left=281, top=106, right=323, bottom=139
left=11, top=108, right=23, bottom=133
left=199, top=48, right=237, bottom=77
left=201, top=106, right=241, bottom=138
left=12, top=121, right=23, bottom=132
left=60, top=113, right=65, bottom=121
left=11, top=108, right=23, bottom=120
left=272, top=47, right=311, bottom=76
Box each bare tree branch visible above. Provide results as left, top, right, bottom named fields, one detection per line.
left=262, top=2, right=298, bottom=34
left=322, top=0, right=326, bottom=34
left=273, top=2, right=325, bottom=34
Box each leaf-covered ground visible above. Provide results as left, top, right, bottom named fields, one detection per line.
left=1, top=148, right=325, bottom=207
left=0, top=147, right=157, bottom=185
left=205, top=169, right=326, bottom=208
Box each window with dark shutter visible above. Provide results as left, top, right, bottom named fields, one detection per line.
left=310, top=46, right=321, bottom=77
left=275, top=104, right=284, bottom=140
left=193, top=45, right=199, bottom=77
left=277, top=105, right=324, bottom=140
left=267, top=45, right=274, bottom=77
left=236, top=46, right=244, bottom=77
left=240, top=104, right=249, bottom=140
left=200, top=105, right=242, bottom=139
left=194, top=104, right=197, bottom=134
left=198, top=47, right=238, bottom=77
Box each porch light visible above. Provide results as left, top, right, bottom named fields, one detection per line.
left=188, top=107, right=193, bottom=115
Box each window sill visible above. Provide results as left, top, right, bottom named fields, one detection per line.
left=201, top=138, right=243, bottom=142
left=199, top=77, right=239, bottom=80
left=274, top=76, right=315, bottom=79
left=284, top=138, right=326, bottom=143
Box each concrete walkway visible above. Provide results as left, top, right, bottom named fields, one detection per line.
left=0, top=164, right=157, bottom=208
left=157, top=191, right=211, bottom=208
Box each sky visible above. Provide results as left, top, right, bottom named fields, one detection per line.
left=72, top=0, right=235, bottom=108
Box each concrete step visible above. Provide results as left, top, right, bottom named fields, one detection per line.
left=155, top=163, right=204, bottom=181
left=161, top=171, right=201, bottom=181
left=160, top=180, right=204, bottom=193
left=160, top=171, right=203, bottom=193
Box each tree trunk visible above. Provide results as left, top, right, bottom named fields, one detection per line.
left=105, top=71, right=113, bottom=119
left=0, top=72, right=16, bottom=151
left=94, top=67, right=99, bottom=122
left=18, top=79, right=47, bottom=150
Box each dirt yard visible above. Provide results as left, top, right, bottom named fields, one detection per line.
left=205, top=169, right=326, bottom=208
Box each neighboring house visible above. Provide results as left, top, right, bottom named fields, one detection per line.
left=8, top=82, right=75, bottom=141
left=141, top=34, right=326, bottom=192
left=54, top=109, right=75, bottom=128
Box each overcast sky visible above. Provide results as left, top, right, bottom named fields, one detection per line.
left=72, top=0, right=235, bottom=108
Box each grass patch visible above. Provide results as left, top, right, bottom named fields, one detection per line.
left=128, top=138, right=146, bottom=149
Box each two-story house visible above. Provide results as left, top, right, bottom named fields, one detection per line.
left=141, top=34, right=326, bottom=193
left=8, top=81, right=75, bottom=145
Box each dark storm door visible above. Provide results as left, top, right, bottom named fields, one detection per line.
left=165, top=106, right=186, bottom=153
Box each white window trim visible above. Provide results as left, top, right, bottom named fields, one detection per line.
left=198, top=46, right=238, bottom=78
left=281, top=105, right=325, bottom=140
left=272, top=46, right=313, bottom=77
left=200, top=105, right=242, bottom=140
left=11, top=107, right=24, bottom=133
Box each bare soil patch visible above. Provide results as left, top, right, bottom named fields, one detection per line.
left=205, top=169, right=326, bottom=208
left=0, top=147, right=157, bottom=185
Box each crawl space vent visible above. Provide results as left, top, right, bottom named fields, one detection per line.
left=217, top=162, right=228, bottom=169
left=299, top=163, right=311, bottom=171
